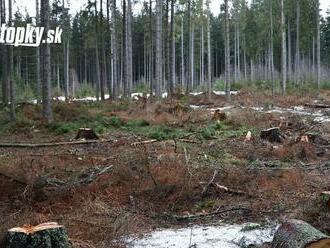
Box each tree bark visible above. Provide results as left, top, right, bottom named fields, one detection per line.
left=126, top=0, right=133, bottom=96
left=110, top=0, right=119, bottom=100
left=8, top=0, right=15, bottom=120
left=36, top=0, right=41, bottom=102
left=316, top=0, right=321, bottom=91
left=169, top=0, right=175, bottom=97
left=272, top=219, right=330, bottom=248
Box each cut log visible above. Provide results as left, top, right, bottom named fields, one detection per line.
left=305, top=103, right=330, bottom=109
left=272, top=219, right=330, bottom=248
left=5, top=222, right=72, bottom=248
left=75, top=128, right=99, bottom=140
left=260, top=127, right=285, bottom=143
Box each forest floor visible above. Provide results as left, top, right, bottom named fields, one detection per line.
left=0, top=88, right=330, bottom=247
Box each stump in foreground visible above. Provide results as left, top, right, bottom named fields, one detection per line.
left=75, top=128, right=99, bottom=140
left=272, top=219, right=330, bottom=248
left=260, top=127, right=285, bottom=143
left=5, top=222, right=72, bottom=248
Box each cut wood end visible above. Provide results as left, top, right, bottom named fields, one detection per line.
left=308, top=239, right=330, bottom=248
left=9, top=222, right=63, bottom=234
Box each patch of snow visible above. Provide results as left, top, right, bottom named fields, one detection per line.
left=126, top=223, right=277, bottom=248
left=213, top=90, right=239, bottom=96
left=190, top=92, right=204, bottom=96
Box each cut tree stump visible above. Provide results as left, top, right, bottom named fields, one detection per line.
left=260, top=127, right=285, bottom=143
left=272, top=219, right=330, bottom=248
left=321, top=191, right=330, bottom=209
left=5, top=222, right=72, bottom=248
left=75, top=128, right=99, bottom=140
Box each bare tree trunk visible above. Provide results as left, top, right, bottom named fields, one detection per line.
left=316, top=0, right=321, bottom=91
left=110, top=0, right=118, bottom=99
left=186, top=0, right=192, bottom=93
left=41, top=0, right=53, bottom=123
left=270, top=0, right=275, bottom=96
left=100, top=0, right=106, bottom=100
left=294, top=0, right=300, bottom=85
left=224, top=0, right=231, bottom=101
left=122, top=0, right=128, bottom=97
left=0, top=0, right=8, bottom=105
left=155, top=0, right=163, bottom=97
left=201, top=23, right=204, bottom=87
left=288, top=20, right=292, bottom=83
left=149, top=0, right=154, bottom=94
left=170, top=0, right=175, bottom=96
left=206, top=1, right=211, bottom=99
left=281, top=0, right=287, bottom=95
left=126, top=0, right=133, bottom=96
left=8, top=0, right=15, bottom=120
left=35, top=0, right=41, bottom=102
left=181, top=16, right=185, bottom=91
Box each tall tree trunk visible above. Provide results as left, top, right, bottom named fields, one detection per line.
left=224, top=0, right=231, bottom=101
left=181, top=16, right=185, bottom=91
left=155, top=0, right=163, bottom=97
left=8, top=0, right=15, bottom=120
left=201, top=23, right=204, bottom=87
left=207, top=2, right=212, bottom=99
left=316, top=0, right=321, bottom=91
left=270, top=0, right=275, bottom=96
left=149, top=0, right=154, bottom=94
left=100, top=0, right=106, bottom=100
left=169, top=0, right=175, bottom=97
left=186, top=0, right=192, bottom=93
left=122, top=0, right=128, bottom=97
left=36, top=0, right=41, bottom=102
left=110, top=0, right=118, bottom=99
left=41, top=0, right=53, bottom=123
left=294, top=0, right=300, bottom=85
left=0, top=0, right=8, bottom=104
left=281, top=0, right=287, bottom=95
left=288, top=20, right=292, bottom=82
left=126, top=0, right=133, bottom=96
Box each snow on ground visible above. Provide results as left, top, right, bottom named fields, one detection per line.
left=189, top=91, right=239, bottom=96
left=191, top=104, right=330, bottom=123
left=126, top=223, right=277, bottom=248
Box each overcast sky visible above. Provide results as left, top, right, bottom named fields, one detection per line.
left=13, top=0, right=330, bottom=19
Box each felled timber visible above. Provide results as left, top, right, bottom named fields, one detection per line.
left=272, top=219, right=330, bottom=248
left=5, top=222, right=71, bottom=248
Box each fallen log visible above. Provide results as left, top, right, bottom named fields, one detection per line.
left=260, top=127, right=285, bottom=143
left=272, top=219, right=330, bottom=248
left=5, top=222, right=71, bottom=248
left=305, top=103, right=330, bottom=109
left=0, top=139, right=112, bottom=148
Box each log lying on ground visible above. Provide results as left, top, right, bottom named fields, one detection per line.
left=272, top=219, right=330, bottom=248
left=260, top=127, right=285, bottom=143
left=5, top=222, right=71, bottom=248
left=305, top=103, right=330, bottom=109
left=75, top=128, right=99, bottom=140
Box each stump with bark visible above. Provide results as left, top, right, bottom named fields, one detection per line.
left=75, top=128, right=99, bottom=140
left=260, top=127, right=285, bottom=143
left=5, top=222, right=72, bottom=248
left=272, top=219, right=330, bottom=248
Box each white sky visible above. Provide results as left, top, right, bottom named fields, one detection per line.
left=13, top=0, right=330, bottom=18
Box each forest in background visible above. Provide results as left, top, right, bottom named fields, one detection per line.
left=0, top=0, right=330, bottom=123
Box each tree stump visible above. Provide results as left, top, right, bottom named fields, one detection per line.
left=212, top=110, right=226, bottom=121
left=260, top=127, right=284, bottom=143
left=75, top=128, right=99, bottom=140
left=272, top=219, right=330, bottom=248
left=321, top=191, right=330, bottom=209
left=5, top=222, right=72, bottom=248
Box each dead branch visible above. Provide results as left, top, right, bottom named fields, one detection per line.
left=172, top=207, right=250, bottom=221
left=0, top=139, right=113, bottom=148
left=202, top=170, right=218, bottom=195
left=213, top=183, right=247, bottom=196
left=130, top=139, right=158, bottom=146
